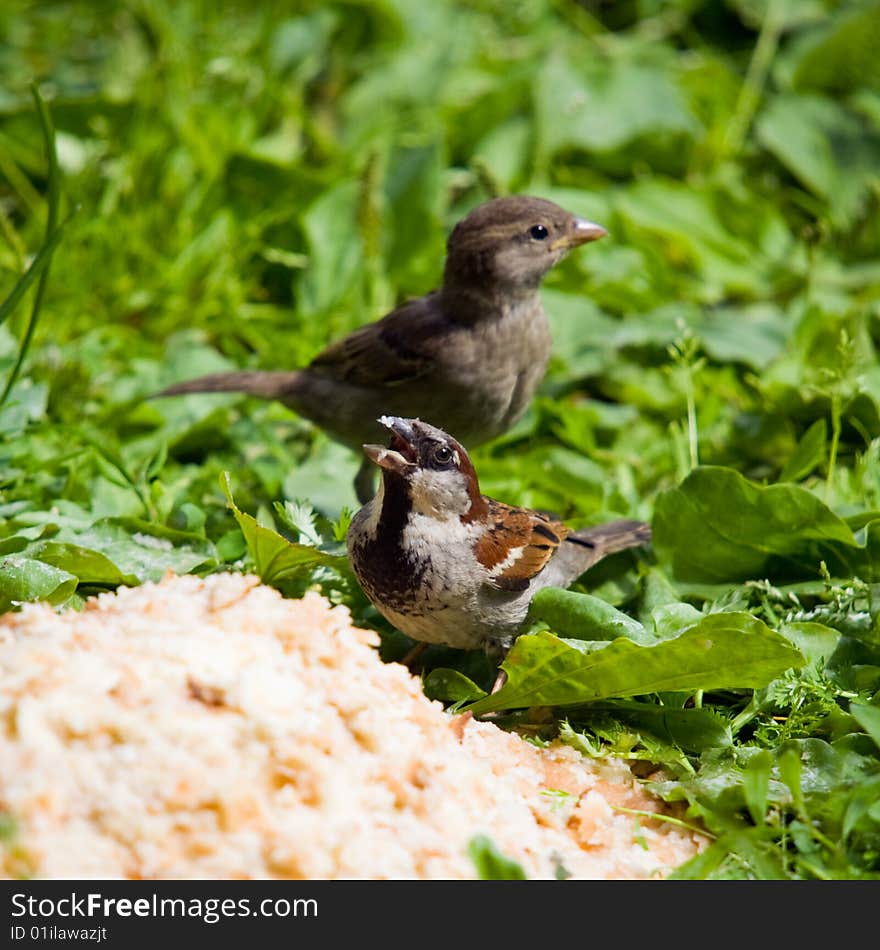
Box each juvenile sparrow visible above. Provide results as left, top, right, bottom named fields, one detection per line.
left=346, top=416, right=651, bottom=654
left=158, top=195, right=607, bottom=502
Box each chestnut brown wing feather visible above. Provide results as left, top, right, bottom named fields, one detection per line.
left=475, top=500, right=571, bottom=592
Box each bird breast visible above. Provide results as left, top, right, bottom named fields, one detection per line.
left=348, top=507, right=536, bottom=650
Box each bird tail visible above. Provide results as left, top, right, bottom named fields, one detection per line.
left=542, top=519, right=651, bottom=589
left=568, top=519, right=652, bottom=557
left=155, top=370, right=302, bottom=401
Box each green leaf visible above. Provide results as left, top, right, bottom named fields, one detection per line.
left=723, top=829, right=788, bottom=880
left=789, top=4, right=880, bottom=95
left=298, top=181, right=362, bottom=316
left=0, top=556, right=77, bottom=611
left=536, top=52, right=698, bottom=158
left=613, top=180, right=763, bottom=299
left=842, top=774, right=880, bottom=839
left=573, top=700, right=733, bottom=754
left=778, top=744, right=806, bottom=817
left=653, top=466, right=863, bottom=583
left=755, top=94, right=880, bottom=229
left=528, top=587, right=654, bottom=644
left=222, top=472, right=348, bottom=585
left=467, top=835, right=527, bottom=880
left=742, top=749, right=773, bottom=825
left=778, top=622, right=841, bottom=667
left=422, top=668, right=487, bottom=704
left=466, top=613, right=805, bottom=714
left=29, top=541, right=137, bottom=587
left=779, top=418, right=827, bottom=483
left=849, top=703, right=880, bottom=752
left=650, top=602, right=705, bottom=641
left=48, top=520, right=216, bottom=584
left=668, top=837, right=730, bottom=880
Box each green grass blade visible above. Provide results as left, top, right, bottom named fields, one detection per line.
left=0, top=84, right=66, bottom=407
left=0, top=213, right=73, bottom=329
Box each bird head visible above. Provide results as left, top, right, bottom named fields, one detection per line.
left=362, top=416, right=485, bottom=522
left=442, top=195, right=607, bottom=293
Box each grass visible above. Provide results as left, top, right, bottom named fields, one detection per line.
left=1, top=0, right=879, bottom=879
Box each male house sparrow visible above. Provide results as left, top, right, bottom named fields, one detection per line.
left=347, top=416, right=651, bottom=654
left=158, top=195, right=607, bottom=502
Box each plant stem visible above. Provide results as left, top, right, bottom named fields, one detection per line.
left=826, top=395, right=841, bottom=503
left=610, top=805, right=713, bottom=839
left=723, top=0, right=785, bottom=158
left=686, top=378, right=699, bottom=470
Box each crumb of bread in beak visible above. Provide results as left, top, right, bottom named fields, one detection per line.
left=0, top=573, right=706, bottom=880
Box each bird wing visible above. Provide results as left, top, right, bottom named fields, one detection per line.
left=474, top=499, right=571, bottom=592
left=307, top=295, right=442, bottom=387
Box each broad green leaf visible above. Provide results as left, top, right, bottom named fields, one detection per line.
left=58, top=520, right=217, bottom=584
left=650, top=602, right=704, bottom=641
left=613, top=180, right=764, bottom=300
left=222, top=473, right=348, bottom=585
left=849, top=703, right=880, bottom=752
left=384, top=143, right=444, bottom=283
left=0, top=556, right=77, bottom=612
left=605, top=303, right=790, bottom=372
left=536, top=52, right=698, bottom=158
left=778, top=622, right=841, bottom=667
left=298, top=180, right=363, bottom=316
left=842, top=774, right=880, bottom=839
left=29, top=541, right=137, bottom=587
left=755, top=94, right=880, bottom=229
left=528, top=587, right=653, bottom=644
left=422, top=668, right=486, bottom=704
left=778, top=418, right=827, bottom=483
left=790, top=3, right=880, bottom=94
left=472, top=116, right=532, bottom=192
left=282, top=439, right=359, bottom=519
left=653, top=466, right=863, bottom=583
left=572, top=700, right=733, bottom=753
left=467, top=613, right=805, bottom=714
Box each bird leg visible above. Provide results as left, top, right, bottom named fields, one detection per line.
left=490, top=668, right=507, bottom=694
left=399, top=641, right=428, bottom=670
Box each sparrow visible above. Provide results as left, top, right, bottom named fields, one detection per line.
left=157, top=195, right=607, bottom=502
left=346, top=416, right=651, bottom=655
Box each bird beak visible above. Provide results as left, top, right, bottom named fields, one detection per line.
left=552, top=217, right=608, bottom=250
left=363, top=416, right=419, bottom=474
left=363, top=443, right=414, bottom=475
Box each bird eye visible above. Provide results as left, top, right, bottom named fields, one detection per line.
left=432, top=445, right=454, bottom=467
left=529, top=224, right=549, bottom=240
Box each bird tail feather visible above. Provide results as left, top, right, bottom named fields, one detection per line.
left=155, top=370, right=301, bottom=401
left=567, top=519, right=651, bottom=557
left=542, top=518, right=651, bottom=589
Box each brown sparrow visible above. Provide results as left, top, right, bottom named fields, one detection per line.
left=157, top=195, right=607, bottom=502
left=346, top=416, right=651, bottom=654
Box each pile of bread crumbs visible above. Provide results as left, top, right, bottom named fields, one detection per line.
left=0, top=572, right=705, bottom=879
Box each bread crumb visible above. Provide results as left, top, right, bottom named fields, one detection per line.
left=0, top=573, right=706, bottom=879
